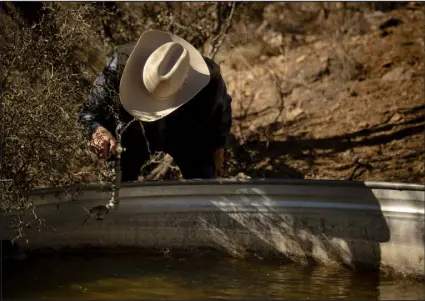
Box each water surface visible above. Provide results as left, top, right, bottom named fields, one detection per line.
left=3, top=252, right=424, bottom=300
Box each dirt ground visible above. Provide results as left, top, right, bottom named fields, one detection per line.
left=220, top=4, right=424, bottom=184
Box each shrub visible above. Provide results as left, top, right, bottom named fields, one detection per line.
left=0, top=3, right=107, bottom=240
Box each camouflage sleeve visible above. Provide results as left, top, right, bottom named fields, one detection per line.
left=78, top=52, right=120, bottom=138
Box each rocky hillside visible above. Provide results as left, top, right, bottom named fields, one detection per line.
left=219, top=3, right=424, bottom=184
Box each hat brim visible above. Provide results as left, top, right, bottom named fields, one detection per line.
left=119, top=30, right=211, bottom=122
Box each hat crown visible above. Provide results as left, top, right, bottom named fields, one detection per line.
left=142, top=42, right=190, bottom=100
left=119, top=30, right=210, bottom=122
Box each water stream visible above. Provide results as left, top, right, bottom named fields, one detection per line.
left=3, top=252, right=424, bottom=300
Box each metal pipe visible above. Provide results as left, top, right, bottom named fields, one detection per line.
left=107, top=124, right=126, bottom=211
left=81, top=124, right=126, bottom=224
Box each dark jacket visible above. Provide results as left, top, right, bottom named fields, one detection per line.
left=79, top=52, right=232, bottom=152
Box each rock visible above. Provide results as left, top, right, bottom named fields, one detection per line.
left=359, top=121, right=368, bottom=128
left=342, top=149, right=357, bottom=161
left=390, top=112, right=403, bottom=123
left=296, top=55, right=306, bottom=63
left=357, top=158, right=369, bottom=165
left=320, top=56, right=328, bottom=62
left=286, top=107, right=305, bottom=121
left=303, top=58, right=330, bottom=82
left=407, top=150, right=417, bottom=157
left=379, top=18, right=403, bottom=30
left=382, top=61, right=392, bottom=68
left=364, top=11, right=386, bottom=29
left=382, top=67, right=413, bottom=82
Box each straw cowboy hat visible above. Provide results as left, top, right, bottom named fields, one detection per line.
left=119, top=30, right=211, bottom=122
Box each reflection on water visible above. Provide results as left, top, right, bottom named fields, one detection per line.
left=3, top=252, right=424, bottom=300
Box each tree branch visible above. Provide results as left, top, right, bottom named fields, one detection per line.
left=208, top=2, right=236, bottom=60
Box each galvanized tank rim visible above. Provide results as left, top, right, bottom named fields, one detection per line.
left=31, top=179, right=425, bottom=196
left=4, top=179, right=424, bottom=281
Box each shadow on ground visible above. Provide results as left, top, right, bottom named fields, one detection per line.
left=228, top=104, right=424, bottom=181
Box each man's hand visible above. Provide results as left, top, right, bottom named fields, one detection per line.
left=214, top=148, right=225, bottom=178
left=89, top=126, right=117, bottom=160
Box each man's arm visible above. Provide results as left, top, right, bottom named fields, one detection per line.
left=217, top=75, right=233, bottom=149
left=210, top=75, right=233, bottom=177
left=78, top=53, right=120, bottom=138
